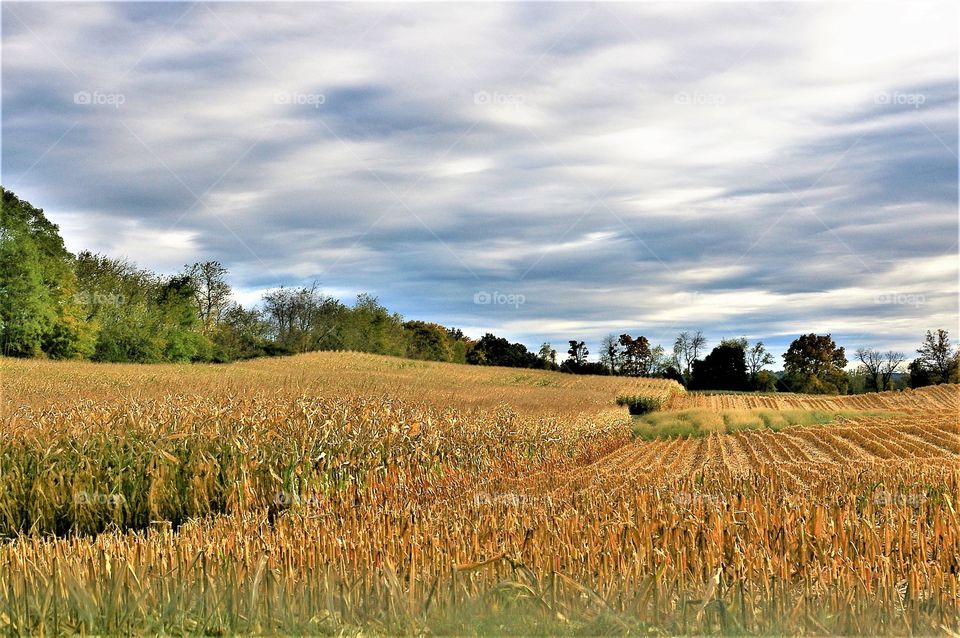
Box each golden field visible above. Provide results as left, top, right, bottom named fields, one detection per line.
left=0, top=352, right=957, bottom=635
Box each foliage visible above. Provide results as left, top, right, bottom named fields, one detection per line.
left=537, top=342, right=557, bottom=367
left=617, top=334, right=654, bottom=376
left=616, top=394, right=663, bottom=415
left=689, top=341, right=749, bottom=391
left=753, top=369, right=778, bottom=392
left=0, top=187, right=90, bottom=358
left=910, top=329, right=959, bottom=387
left=467, top=333, right=544, bottom=369
left=3, top=188, right=957, bottom=390
left=856, top=347, right=905, bottom=392
left=210, top=304, right=270, bottom=361
left=629, top=407, right=897, bottom=440
left=183, top=261, right=232, bottom=330
left=782, top=333, right=849, bottom=394
left=661, top=365, right=686, bottom=385
left=403, top=320, right=467, bottom=362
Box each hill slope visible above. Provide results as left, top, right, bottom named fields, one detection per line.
left=2, top=350, right=684, bottom=417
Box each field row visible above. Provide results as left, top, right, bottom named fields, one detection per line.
left=2, top=352, right=683, bottom=417
left=0, top=391, right=635, bottom=537
left=552, top=412, right=959, bottom=491
left=673, top=383, right=959, bottom=413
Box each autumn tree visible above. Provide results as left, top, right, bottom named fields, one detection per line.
left=782, top=333, right=848, bottom=394
left=404, top=320, right=453, bottom=362
left=618, top=334, right=652, bottom=376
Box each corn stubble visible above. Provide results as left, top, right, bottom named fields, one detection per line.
left=0, top=353, right=957, bottom=635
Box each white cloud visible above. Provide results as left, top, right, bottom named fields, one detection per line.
left=2, top=1, right=956, bottom=359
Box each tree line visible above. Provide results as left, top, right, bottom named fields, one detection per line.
left=562, top=328, right=956, bottom=394
left=2, top=187, right=956, bottom=393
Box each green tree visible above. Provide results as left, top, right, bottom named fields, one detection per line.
left=782, top=334, right=848, bottom=394
left=344, top=294, right=406, bottom=356
left=467, top=333, right=540, bottom=368
left=439, top=328, right=470, bottom=365
left=537, top=342, right=557, bottom=368
left=0, top=226, right=49, bottom=356
left=211, top=304, right=268, bottom=361
left=75, top=252, right=164, bottom=363
left=0, top=188, right=91, bottom=358
left=156, top=275, right=212, bottom=362
left=404, top=320, right=453, bottom=361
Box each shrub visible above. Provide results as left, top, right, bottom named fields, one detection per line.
left=616, top=395, right=663, bottom=415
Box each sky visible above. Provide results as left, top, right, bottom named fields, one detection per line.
left=2, top=1, right=958, bottom=362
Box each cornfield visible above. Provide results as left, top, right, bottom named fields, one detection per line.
left=0, top=353, right=957, bottom=635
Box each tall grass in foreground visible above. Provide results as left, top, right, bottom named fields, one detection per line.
left=1, top=463, right=957, bottom=635
left=0, top=356, right=957, bottom=635
left=0, top=395, right=626, bottom=537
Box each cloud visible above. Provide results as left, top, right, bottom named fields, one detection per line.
left=2, top=1, right=956, bottom=361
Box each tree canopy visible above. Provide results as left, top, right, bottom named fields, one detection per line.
left=782, top=334, right=849, bottom=394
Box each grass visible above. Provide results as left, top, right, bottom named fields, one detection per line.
left=631, top=407, right=898, bottom=440
left=426, top=597, right=651, bottom=636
